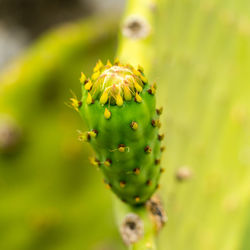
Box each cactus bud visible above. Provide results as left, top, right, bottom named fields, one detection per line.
left=78, top=60, right=164, bottom=205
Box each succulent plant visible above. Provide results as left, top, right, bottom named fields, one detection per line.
left=74, top=60, right=164, bottom=205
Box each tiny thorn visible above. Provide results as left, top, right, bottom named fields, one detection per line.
left=116, top=93, right=124, bottom=106
left=124, top=85, right=132, bottom=101
left=135, top=92, right=142, bottom=103
left=91, top=71, right=100, bottom=81
left=160, top=146, right=165, bottom=152
left=135, top=196, right=140, bottom=203
left=103, top=179, right=112, bottom=189
left=93, top=59, right=104, bottom=72
left=80, top=72, right=86, bottom=84
left=137, top=65, right=144, bottom=73
left=155, top=159, right=161, bottom=165
left=133, top=168, right=140, bottom=175
left=134, top=81, right=143, bottom=92
left=147, top=84, right=156, bottom=95
left=78, top=131, right=90, bottom=142
left=156, top=107, right=163, bottom=115
left=88, top=129, right=98, bottom=138
left=151, top=119, right=161, bottom=128
left=146, top=180, right=152, bottom=186
left=160, top=168, right=165, bottom=173
left=130, top=121, right=138, bottom=130
left=104, top=159, right=112, bottom=167
left=69, top=98, right=81, bottom=112
left=114, top=57, right=120, bottom=65
left=144, top=145, right=152, bottom=153
left=158, top=134, right=164, bottom=141
left=118, top=144, right=126, bottom=152
left=100, top=90, right=109, bottom=105
left=120, top=181, right=126, bottom=188
left=89, top=157, right=100, bottom=167
left=104, top=108, right=111, bottom=119
left=106, top=59, right=112, bottom=67
left=86, top=92, right=93, bottom=105
left=156, top=184, right=160, bottom=190
left=84, top=79, right=93, bottom=90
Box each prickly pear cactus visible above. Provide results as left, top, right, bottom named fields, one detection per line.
left=74, top=60, right=164, bottom=205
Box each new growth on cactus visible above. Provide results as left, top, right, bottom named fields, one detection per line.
left=73, top=59, right=164, bottom=206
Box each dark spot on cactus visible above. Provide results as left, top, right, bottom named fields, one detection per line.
left=127, top=221, right=136, bottom=230
left=118, top=144, right=126, bottom=152
left=158, top=134, right=164, bottom=141
left=130, top=121, right=138, bottom=130
left=151, top=119, right=156, bottom=127
left=78, top=101, right=82, bottom=108
left=147, top=88, right=153, bottom=95
left=135, top=196, right=140, bottom=203
left=156, top=107, right=163, bottom=115
left=160, top=168, right=165, bottom=173
left=122, top=15, right=151, bottom=40
left=104, top=159, right=112, bottom=167
left=120, top=181, right=126, bottom=188
left=146, top=196, right=167, bottom=232
left=133, top=168, right=140, bottom=175
left=160, top=146, right=165, bottom=152
left=146, top=180, right=152, bottom=186
left=92, top=129, right=98, bottom=136
left=144, top=145, right=152, bottom=153
left=120, top=213, right=144, bottom=245
left=156, top=184, right=160, bottom=190
left=155, top=159, right=161, bottom=165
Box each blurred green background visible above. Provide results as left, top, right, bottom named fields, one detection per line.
left=0, top=0, right=249, bottom=250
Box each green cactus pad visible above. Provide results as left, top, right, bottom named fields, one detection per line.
left=76, top=59, right=164, bottom=205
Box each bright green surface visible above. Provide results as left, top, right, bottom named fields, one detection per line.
left=80, top=82, right=162, bottom=205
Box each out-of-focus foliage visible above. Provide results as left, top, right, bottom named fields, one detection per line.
left=0, top=0, right=250, bottom=249
left=153, top=1, right=250, bottom=250
left=0, top=17, right=124, bottom=250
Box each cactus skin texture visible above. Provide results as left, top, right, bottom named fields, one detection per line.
left=76, top=60, right=163, bottom=205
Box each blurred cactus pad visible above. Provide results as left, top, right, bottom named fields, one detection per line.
left=0, top=0, right=250, bottom=250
